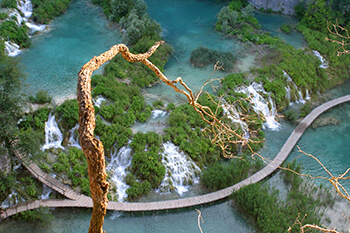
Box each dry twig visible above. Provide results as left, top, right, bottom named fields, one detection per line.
left=326, top=20, right=350, bottom=56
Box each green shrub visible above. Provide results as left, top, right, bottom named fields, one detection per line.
left=280, top=23, right=292, bottom=34
left=0, top=0, right=17, bottom=8
left=0, top=21, right=30, bottom=48
left=31, top=0, right=71, bottom=24
left=55, top=99, right=79, bottom=130
left=28, top=90, right=52, bottom=104
left=0, top=13, right=8, bottom=20
left=201, top=156, right=262, bottom=191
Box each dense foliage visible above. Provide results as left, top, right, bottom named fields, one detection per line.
left=92, top=0, right=162, bottom=46
left=216, top=0, right=261, bottom=43
left=190, top=47, right=237, bottom=71
left=91, top=74, right=156, bottom=153
left=0, top=21, right=30, bottom=48
left=51, top=147, right=90, bottom=196
left=31, top=0, right=71, bottom=24
left=200, top=155, right=263, bottom=191
left=0, top=0, right=17, bottom=8
left=0, top=55, right=25, bottom=155
left=28, top=90, right=53, bottom=104
left=126, top=132, right=165, bottom=200
left=231, top=162, right=334, bottom=232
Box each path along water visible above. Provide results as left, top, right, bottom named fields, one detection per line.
left=3, top=94, right=350, bottom=219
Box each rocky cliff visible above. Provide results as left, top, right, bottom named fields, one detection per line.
left=248, top=0, right=301, bottom=15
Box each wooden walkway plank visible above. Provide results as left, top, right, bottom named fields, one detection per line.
left=2, top=95, right=349, bottom=219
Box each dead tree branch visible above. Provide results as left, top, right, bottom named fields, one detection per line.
left=326, top=20, right=350, bottom=56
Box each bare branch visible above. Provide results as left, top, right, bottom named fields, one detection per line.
left=326, top=20, right=350, bottom=56
left=196, top=209, right=204, bottom=233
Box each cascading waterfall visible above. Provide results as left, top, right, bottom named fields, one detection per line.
left=4, top=41, right=21, bottom=57
left=313, top=50, right=329, bottom=68
left=42, top=114, right=64, bottom=150
left=283, top=71, right=309, bottom=104
left=68, top=124, right=81, bottom=149
left=17, top=0, right=32, bottom=18
left=106, top=145, right=132, bottom=202
left=4, top=0, right=46, bottom=56
left=40, top=184, right=53, bottom=200
left=158, top=142, right=201, bottom=195
left=93, top=96, right=106, bottom=108
left=0, top=189, right=23, bottom=208
left=151, top=109, right=168, bottom=119
left=221, top=101, right=249, bottom=138
left=237, top=82, right=280, bottom=130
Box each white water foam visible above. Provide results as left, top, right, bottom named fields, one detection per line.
left=4, top=41, right=21, bottom=57
left=42, top=114, right=64, bottom=150
left=93, top=96, right=106, bottom=108
left=151, top=109, right=168, bottom=118
left=221, top=101, right=249, bottom=138
left=68, top=124, right=81, bottom=149
left=1, top=189, right=22, bottom=208
left=158, top=142, right=201, bottom=195
left=106, top=146, right=132, bottom=202
left=40, top=184, right=53, bottom=200
left=237, top=83, right=280, bottom=130
left=313, top=50, right=329, bottom=68
left=283, top=71, right=308, bottom=104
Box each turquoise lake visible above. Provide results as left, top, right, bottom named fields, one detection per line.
left=1, top=0, right=349, bottom=232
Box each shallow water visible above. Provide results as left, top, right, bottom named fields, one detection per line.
left=254, top=11, right=307, bottom=49
left=19, top=0, right=122, bottom=101
left=0, top=202, right=254, bottom=233
left=4, top=0, right=350, bottom=231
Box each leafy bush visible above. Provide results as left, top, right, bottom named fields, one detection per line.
left=125, top=173, right=151, bottom=201
left=0, top=13, right=8, bottom=20
left=0, top=21, right=30, bottom=48
left=129, top=132, right=165, bottom=189
left=55, top=99, right=79, bottom=130
left=31, top=0, right=71, bottom=24
left=28, top=90, right=52, bottom=104
left=201, top=156, right=263, bottom=191
left=0, top=0, right=17, bottom=8
left=280, top=23, right=292, bottom=34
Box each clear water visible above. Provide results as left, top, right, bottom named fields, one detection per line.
left=143, top=0, right=242, bottom=105
left=3, top=0, right=349, bottom=231
left=0, top=203, right=253, bottom=233
left=254, top=11, right=307, bottom=49
left=19, top=0, right=122, bottom=102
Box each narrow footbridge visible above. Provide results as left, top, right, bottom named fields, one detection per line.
left=3, top=95, right=350, bottom=219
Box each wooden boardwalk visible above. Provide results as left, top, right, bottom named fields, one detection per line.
left=2, top=95, right=350, bottom=219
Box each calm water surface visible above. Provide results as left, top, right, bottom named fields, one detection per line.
left=3, top=0, right=349, bottom=231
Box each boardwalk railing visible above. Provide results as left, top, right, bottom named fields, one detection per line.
left=2, top=95, right=350, bottom=219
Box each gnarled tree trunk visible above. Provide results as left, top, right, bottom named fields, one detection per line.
left=77, top=42, right=163, bottom=233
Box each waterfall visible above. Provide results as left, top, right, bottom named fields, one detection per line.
left=151, top=109, right=168, bottom=118
left=157, top=142, right=201, bottom=195
left=106, top=145, right=132, bottom=202
left=42, top=114, right=64, bottom=150
left=221, top=101, right=249, bottom=138
left=40, top=184, right=53, bottom=200
left=237, top=83, right=280, bottom=131
left=4, top=0, right=46, bottom=56
left=283, top=71, right=308, bottom=104
left=313, top=50, right=329, bottom=68
left=1, top=190, right=21, bottom=208
left=4, top=41, right=21, bottom=57
left=17, top=0, right=33, bottom=18
left=93, top=96, right=106, bottom=108
left=68, top=124, right=81, bottom=149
